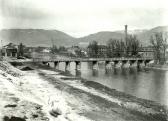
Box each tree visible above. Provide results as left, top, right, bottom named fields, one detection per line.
left=150, top=32, right=167, bottom=64
left=58, top=46, right=66, bottom=52
left=106, top=35, right=140, bottom=58
left=18, top=43, right=24, bottom=57
left=106, top=39, right=116, bottom=57
left=50, top=45, right=58, bottom=54
left=129, top=35, right=140, bottom=56
left=106, top=39, right=127, bottom=57
left=87, top=41, right=98, bottom=57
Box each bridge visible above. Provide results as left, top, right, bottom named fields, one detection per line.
left=31, top=57, right=153, bottom=70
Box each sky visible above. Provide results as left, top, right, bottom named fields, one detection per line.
left=0, top=0, right=168, bottom=37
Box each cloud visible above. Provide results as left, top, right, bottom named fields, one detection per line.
left=0, top=0, right=168, bottom=37
left=0, top=0, right=50, bottom=19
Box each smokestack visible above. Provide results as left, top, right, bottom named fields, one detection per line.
left=125, top=25, right=128, bottom=40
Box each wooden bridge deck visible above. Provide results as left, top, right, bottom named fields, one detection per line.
left=32, top=57, right=153, bottom=62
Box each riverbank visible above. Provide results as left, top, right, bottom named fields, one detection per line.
left=27, top=62, right=168, bottom=120
left=0, top=61, right=167, bottom=121
left=147, top=64, right=168, bottom=71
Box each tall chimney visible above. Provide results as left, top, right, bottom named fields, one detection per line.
left=125, top=25, right=128, bottom=40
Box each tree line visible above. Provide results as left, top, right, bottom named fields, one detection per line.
left=150, top=32, right=167, bottom=64
left=88, top=35, right=141, bottom=58
left=88, top=32, right=168, bottom=64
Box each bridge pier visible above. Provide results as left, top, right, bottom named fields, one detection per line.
left=54, top=61, right=59, bottom=69
left=47, top=62, right=50, bottom=67
left=92, top=61, right=98, bottom=69
left=114, top=61, right=122, bottom=69
left=105, top=61, right=111, bottom=69
left=122, top=60, right=130, bottom=68
left=138, top=60, right=145, bottom=69
left=144, top=60, right=151, bottom=66
left=130, top=60, right=137, bottom=68
left=75, top=61, right=81, bottom=70
left=65, top=61, right=70, bottom=70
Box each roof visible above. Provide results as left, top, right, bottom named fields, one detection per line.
left=3, top=43, right=17, bottom=49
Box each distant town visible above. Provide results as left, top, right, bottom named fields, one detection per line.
left=1, top=25, right=167, bottom=65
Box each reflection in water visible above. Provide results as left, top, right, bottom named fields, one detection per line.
left=92, top=69, right=98, bottom=77
left=50, top=61, right=168, bottom=106
left=75, top=70, right=81, bottom=77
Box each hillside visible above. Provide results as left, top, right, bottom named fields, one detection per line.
left=78, top=26, right=168, bottom=46
left=0, top=29, right=76, bottom=47
left=137, top=26, right=168, bottom=45
left=77, top=31, right=125, bottom=46
left=0, top=26, right=168, bottom=47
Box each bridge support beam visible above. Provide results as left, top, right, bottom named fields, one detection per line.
left=54, top=61, right=59, bottom=69
left=122, top=60, right=130, bottom=68
left=92, top=61, right=98, bottom=69
left=75, top=61, right=81, bottom=70
left=65, top=61, right=70, bottom=70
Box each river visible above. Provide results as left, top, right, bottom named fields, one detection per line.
left=48, top=62, right=168, bottom=106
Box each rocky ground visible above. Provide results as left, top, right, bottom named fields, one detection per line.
left=0, top=61, right=167, bottom=121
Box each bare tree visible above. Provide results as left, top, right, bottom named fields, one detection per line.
left=150, top=32, right=167, bottom=64
left=106, top=39, right=125, bottom=57
left=107, top=35, right=140, bottom=58
left=87, top=41, right=98, bottom=57
left=50, top=45, right=58, bottom=54
left=129, top=35, right=140, bottom=56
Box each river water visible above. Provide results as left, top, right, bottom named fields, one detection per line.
left=49, top=62, right=168, bottom=106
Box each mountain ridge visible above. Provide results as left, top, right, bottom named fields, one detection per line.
left=0, top=26, right=167, bottom=47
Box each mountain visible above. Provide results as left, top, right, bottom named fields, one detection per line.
left=78, top=26, right=168, bottom=46
left=115, top=29, right=148, bottom=34
left=137, top=26, right=168, bottom=45
left=0, top=26, right=168, bottom=47
left=0, top=29, right=76, bottom=47
left=77, top=31, right=125, bottom=45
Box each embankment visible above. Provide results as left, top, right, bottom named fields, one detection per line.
left=0, top=61, right=167, bottom=121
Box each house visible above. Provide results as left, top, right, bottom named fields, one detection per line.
left=2, top=43, right=18, bottom=57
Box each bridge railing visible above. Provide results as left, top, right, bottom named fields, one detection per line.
left=32, top=57, right=154, bottom=62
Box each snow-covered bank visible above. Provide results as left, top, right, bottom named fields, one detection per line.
left=0, top=61, right=92, bottom=121
left=0, top=61, right=168, bottom=121
left=32, top=63, right=168, bottom=121
left=0, top=61, right=48, bottom=121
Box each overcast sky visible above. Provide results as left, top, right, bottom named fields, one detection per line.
left=0, top=0, right=168, bottom=37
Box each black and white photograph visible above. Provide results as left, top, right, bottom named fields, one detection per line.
left=0, top=0, right=168, bottom=121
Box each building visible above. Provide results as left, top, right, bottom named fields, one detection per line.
left=138, top=46, right=155, bottom=58
left=97, top=45, right=107, bottom=57
left=87, top=45, right=107, bottom=57
left=2, top=43, right=18, bottom=57
left=67, top=46, right=80, bottom=55
left=67, top=46, right=87, bottom=57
